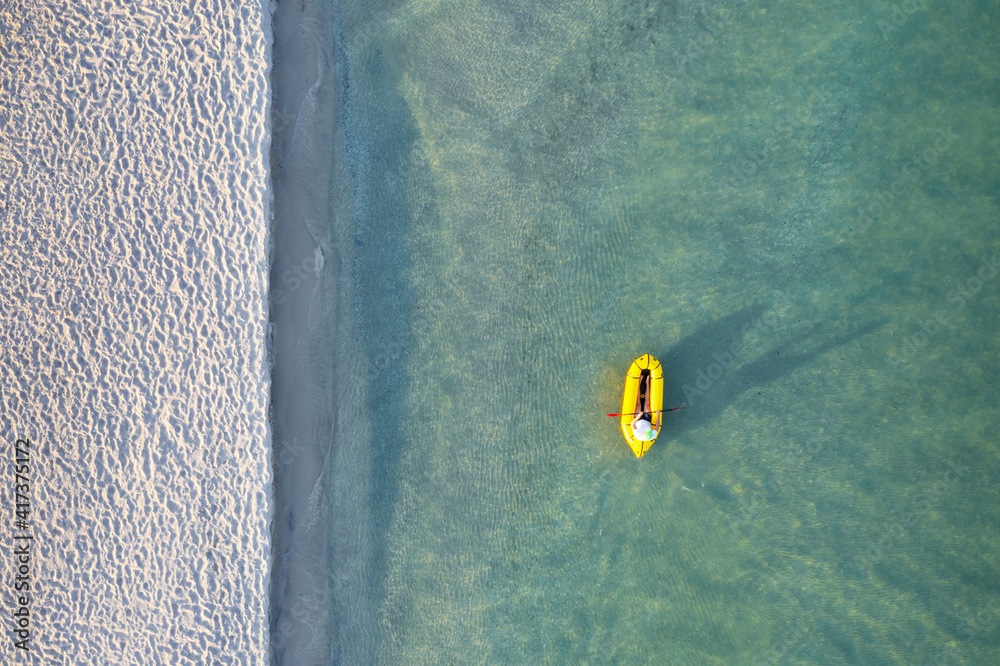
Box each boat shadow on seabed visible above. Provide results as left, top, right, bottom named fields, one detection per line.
left=658, top=303, right=884, bottom=443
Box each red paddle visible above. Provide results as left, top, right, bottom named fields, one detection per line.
left=606, top=406, right=686, bottom=417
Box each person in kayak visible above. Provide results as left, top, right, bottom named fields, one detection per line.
left=630, top=373, right=657, bottom=441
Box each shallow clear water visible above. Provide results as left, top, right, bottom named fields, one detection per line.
left=328, top=0, right=1000, bottom=662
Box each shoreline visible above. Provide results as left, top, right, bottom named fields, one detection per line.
left=266, top=0, right=341, bottom=662
left=266, top=0, right=386, bottom=661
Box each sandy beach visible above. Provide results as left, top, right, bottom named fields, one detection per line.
left=0, top=0, right=273, bottom=662
left=0, top=0, right=388, bottom=661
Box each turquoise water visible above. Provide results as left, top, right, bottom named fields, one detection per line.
left=330, top=0, right=999, bottom=662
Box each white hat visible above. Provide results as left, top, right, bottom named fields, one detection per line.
left=632, top=419, right=656, bottom=441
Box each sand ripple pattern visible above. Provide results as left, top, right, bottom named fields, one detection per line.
left=0, top=0, right=271, bottom=663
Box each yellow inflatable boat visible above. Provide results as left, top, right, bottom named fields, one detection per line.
left=619, top=354, right=663, bottom=458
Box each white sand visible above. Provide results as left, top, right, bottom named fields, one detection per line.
left=0, top=0, right=273, bottom=662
